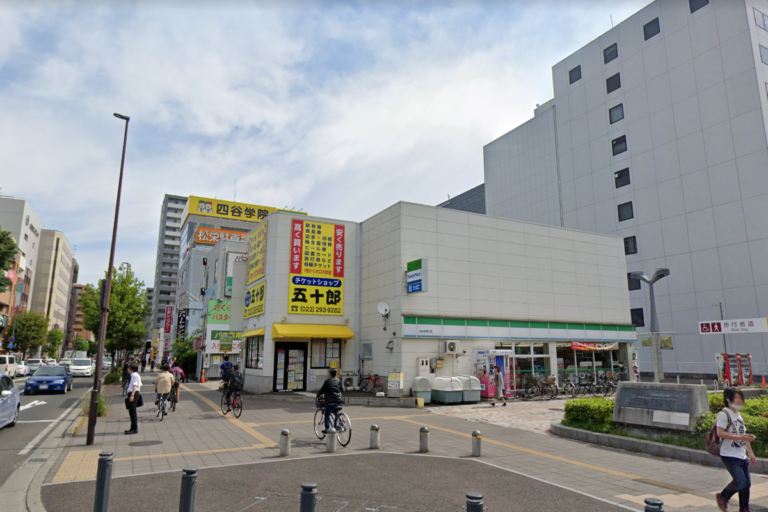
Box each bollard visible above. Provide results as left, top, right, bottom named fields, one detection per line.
left=644, top=498, right=664, bottom=512
left=326, top=428, right=338, bottom=453
left=472, top=430, right=482, bottom=457
left=466, top=492, right=484, bottom=512
left=370, top=425, right=381, bottom=450
left=420, top=426, right=430, bottom=453
left=178, top=468, right=198, bottom=512
left=676, top=375, right=680, bottom=384
left=280, top=429, right=291, bottom=457
left=300, top=483, right=318, bottom=512
left=93, top=452, right=114, bottom=512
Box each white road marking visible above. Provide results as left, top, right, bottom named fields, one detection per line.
left=17, top=420, right=56, bottom=424
left=20, top=400, right=47, bottom=411
left=18, top=387, right=91, bottom=456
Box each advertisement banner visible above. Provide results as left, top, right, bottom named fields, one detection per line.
left=207, top=300, right=231, bottom=324
left=247, top=221, right=268, bottom=285
left=195, top=226, right=249, bottom=245
left=176, top=309, right=188, bottom=341
left=163, top=306, right=173, bottom=334
left=288, top=219, right=345, bottom=316
left=638, top=335, right=674, bottom=350
left=244, top=281, right=266, bottom=319
left=571, top=341, right=619, bottom=351
left=185, top=195, right=276, bottom=224
left=699, top=318, right=768, bottom=335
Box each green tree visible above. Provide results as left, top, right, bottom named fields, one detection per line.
left=45, top=328, right=65, bottom=358
left=73, top=337, right=89, bottom=352
left=0, top=227, right=17, bottom=293
left=7, top=311, right=49, bottom=357
left=81, top=264, right=150, bottom=362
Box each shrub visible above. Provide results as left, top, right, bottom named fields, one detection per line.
left=82, top=394, right=108, bottom=417
left=103, top=370, right=121, bottom=385
left=709, top=393, right=724, bottom=413
left=563, top=397, right=614, bottom=433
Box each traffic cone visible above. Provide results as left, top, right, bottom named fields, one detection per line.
left=762, top=375, right=766, bottom=387
left=200, top=369, right=207, bottom=383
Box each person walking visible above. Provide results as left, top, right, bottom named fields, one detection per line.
left=140, top=358, right=146, bottom=373
left=125, top=364, right=142, bottom=435
left=491, top=365, right=506, bottom=407
left=150, top=359, right=156, bottom=372
left=716, top=388, right=756, bottom=512
left=617, top=361, right=629, bottom=382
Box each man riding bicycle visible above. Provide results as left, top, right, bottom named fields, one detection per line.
left=154, top=363, right=175, bottom=415
left=316, top=368, right=344, bottom=433
left=223, top=364, right=243, bottom=414
left=169, top=362, right=185, bottom=402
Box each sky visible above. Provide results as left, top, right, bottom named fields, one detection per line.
left=0, top=0, right=650, bottom=288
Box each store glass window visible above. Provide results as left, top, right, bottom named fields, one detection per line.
left=311, top=338, right=327, bottom=368
left=311, top=338, right=341, bottom=368
left=245, top=336, right=264, bottom=369
left=515, top=342, right=532, bottom=355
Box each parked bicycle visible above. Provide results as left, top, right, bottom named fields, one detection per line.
left=220, top=387, right=243, bottom=418
left=359, top=370, right=383, bottom=393
left=313, top=397, right=352, bottom=447
left=520, top=373, right=558, bottom=400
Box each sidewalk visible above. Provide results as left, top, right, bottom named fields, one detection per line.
left=39, top=382, right=768, bottom=511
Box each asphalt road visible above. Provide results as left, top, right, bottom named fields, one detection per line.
left=42, top=453, right=626, bottom=512
left=0, top=375, right=93, bottom=488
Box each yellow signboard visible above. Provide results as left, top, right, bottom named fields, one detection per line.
left=247, top=221, right=268, bottom=285
left=288, top=219, right=345, bottom=316
left=244, top=281, right=266, bottom=319
left=184, top=195, right=276, bottom=224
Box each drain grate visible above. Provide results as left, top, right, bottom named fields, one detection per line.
left=27, top=458, right=47, bottom=463
left=128, top=440, right=163, bottom=447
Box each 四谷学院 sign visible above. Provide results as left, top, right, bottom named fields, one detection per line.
left=406, top=258, right=428, bottom=294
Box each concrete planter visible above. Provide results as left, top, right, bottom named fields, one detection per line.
left=550, top=422, right=768, bottom=474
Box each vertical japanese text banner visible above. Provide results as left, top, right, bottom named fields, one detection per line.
left=247, top=221, right=268, bottom=285
left=288, top=219, right=345, bottom=316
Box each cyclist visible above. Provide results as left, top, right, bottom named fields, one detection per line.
left=316, top=368, right=344, bottom=433
left=154, top=363, right=174, bottom=415
left=223, top=364, right=244, bottom=414
left=121, top=356, right=134, bottom=394
left=170, top=362, right=185, bottom=402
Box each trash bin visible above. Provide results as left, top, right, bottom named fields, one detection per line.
left=411, top=376, right=431, bottom=404
left=431, top=376, right=463, bottom=404
left=458, top=375, right=481, bottom=403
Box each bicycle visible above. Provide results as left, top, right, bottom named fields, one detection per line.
left=221, top=388, right=242, bottom=418
left=122, top=378, right=129, bottom=397
left=156, top=393, right=169, bottom=421
left=169, top=384, right=178, bottom=412
left=313, top=398, right=352, bottom=447
left=359, top=370, right=383, bottom=393
left=521, top=374, right=558, bottom=400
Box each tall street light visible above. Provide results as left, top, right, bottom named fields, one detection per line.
left=630, top=268, right=670, bottom=384
left=87, top=113, right=130, bottom=446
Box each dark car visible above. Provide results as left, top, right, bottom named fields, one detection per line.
left=24, top=366, right=73, bottom=395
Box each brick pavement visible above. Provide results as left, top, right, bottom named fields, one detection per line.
left=42, top=381, right=768, bottom=511
left=425, top=399, right=566, bottom=434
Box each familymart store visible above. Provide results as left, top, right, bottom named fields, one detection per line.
left=403, top=317, right=636, bottom=391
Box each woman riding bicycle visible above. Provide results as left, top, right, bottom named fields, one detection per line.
left=154, top=363, right=175, bottom=414
left=315, top=368, right=344, bottom=434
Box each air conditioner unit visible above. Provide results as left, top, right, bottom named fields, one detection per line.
left=342, top=376, right=356, bottom=389
left=444, top=340, right=460, bottom=355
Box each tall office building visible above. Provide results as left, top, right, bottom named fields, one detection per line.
left=67, top=284, right=94, bottom=344
left=436, top=184, right=487, bottom=214
left=484, top=0, right=768, bottom=375
left=31, top=230, right=75, bottom=333
left=150, top=194, right=187, bottom=340
left=0, top=196, right=43, bottom=311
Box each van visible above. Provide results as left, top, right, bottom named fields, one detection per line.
left=0, top=355, right=18, bottom=379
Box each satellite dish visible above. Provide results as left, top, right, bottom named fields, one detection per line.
left=377, top=302, right=390, bottom=316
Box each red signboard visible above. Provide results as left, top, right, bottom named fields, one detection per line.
left=290, top=219, right=304, bottom=274
left=163, top=306, right=173, bottom=334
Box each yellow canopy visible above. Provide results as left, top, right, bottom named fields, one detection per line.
left=242, top=328, right=265, bottom=338
left=272, top=324, right=355, bottom=340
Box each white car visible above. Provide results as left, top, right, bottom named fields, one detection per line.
left=26, top=359, right=45, bottom=373
left=44, top=359, right=57, bottom=366
left=0, top=356, right=18, bottom=379
left=58, top=358, right=72, bottom=370
left=15, top=361, right=29, bottom=377
left=102, top=357, right=113, bottom=371
left=69, top=359, right=93, bottom=377
left=0, top=373, right=20, bottom=429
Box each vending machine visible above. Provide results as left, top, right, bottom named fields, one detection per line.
left=475, top=350, right=512, bottom=398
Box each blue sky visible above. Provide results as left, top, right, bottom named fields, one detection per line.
left=0, top=0, right=649, bottom=287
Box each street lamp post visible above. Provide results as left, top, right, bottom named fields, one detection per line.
left=630, top=268, right=670, bottom=383
left=87, top=113, right=130, bottom=446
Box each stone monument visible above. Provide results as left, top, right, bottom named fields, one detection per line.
left=613, top=382, right=709, bottom=432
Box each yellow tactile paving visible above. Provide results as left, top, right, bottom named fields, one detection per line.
left=114, top=443, right=270, bottom=462
left=52, top=450, right=101, bottom=483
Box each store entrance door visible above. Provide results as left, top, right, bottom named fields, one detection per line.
left=273, top=342, right=307, bottom=392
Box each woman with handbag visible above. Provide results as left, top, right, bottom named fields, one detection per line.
left=125, top=364, right=143, bottom=435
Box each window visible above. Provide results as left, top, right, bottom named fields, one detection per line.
left=761, top=45, right=768, bottom=65
left=311, top=338, right=342, bottom=368
left=628, top=273, right=642, bottom=290
left=755, top=8, right=767, bottom=31
left=569, top=65, right=582, bottom=84
left=624, top=236, right=638, bottom=255
left=618, top=201, right=634, bottom=221
left=245, top=336, right=264, bottom=369
left=606, top=73, right=621, bottom=94
left=631, top=308, right=645, bottom=327
left=609, top=103, right=624, bottom=124
left=213, top=259, right=218, bottom=284
left=615, top=168, right=631, bottom=188
left=604, top=43, right=618, bottom=64
left=612, top=135, right=628, bottom=155
left=24, top=234, right=28, bottom=241
left=643, top=18, right=661, bottom=40
left=690, top=0, right=708, bottom=13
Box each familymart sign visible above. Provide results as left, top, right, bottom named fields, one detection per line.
left=406, top=258, right=428, bottom=294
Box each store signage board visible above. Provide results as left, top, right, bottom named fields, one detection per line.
left=406, top=258, right=428, bottom=294
left=699, top=318, right=768, bottom=335
left=613, top=382, right=708, bottom=432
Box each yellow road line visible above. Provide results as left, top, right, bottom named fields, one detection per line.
left=391, top=418, right=692, bottom=493
left=115, top=443, right=270, bottom=462
left=180, top=384, right=276, bottom=447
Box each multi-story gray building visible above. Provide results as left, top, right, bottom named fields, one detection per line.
left=436, top=184, right=486, bottom=214
left=484, top=0, right=768, bottom=375
left=149, top=194, right=187, bottom=340
left=0, top=196, right=42, bottom=310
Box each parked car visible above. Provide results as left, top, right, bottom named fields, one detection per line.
left=102, top=357, right=113, bottom=371
left=0, top=355, right=18, bottom=379
left=26, top=359, right=45, bottom=373
left=24, top=366, right=73, bottom=394
left=44, top=359, right=57, bottom=366
left=15, top=361, right=29, bottom=377
left=0, top=373, right=20, bottom=429
left=58, top=358, right=72, bottom=370
left=69, top=359, right=93, bottom=377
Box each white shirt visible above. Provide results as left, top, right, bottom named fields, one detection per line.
left=717, top=408, right=747, bottom=459
left=128, top=372, right=142, bottom=394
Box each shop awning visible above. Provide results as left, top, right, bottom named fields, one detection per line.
left=242, top=328, right=265, bottom=338
left=272, top=324, right=355, bottom=340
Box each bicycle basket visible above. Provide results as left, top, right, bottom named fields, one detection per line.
left=544, top=377, right=556, bottom=385
left=315, top=397, right=325, bottom=409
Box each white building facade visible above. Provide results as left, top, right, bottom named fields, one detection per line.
left=484, top=0, right=768, bottom=375
left=0, top=197, right=43, bottom=313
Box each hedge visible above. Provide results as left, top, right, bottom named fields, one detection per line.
left=563, top=397, right=615, bottom=433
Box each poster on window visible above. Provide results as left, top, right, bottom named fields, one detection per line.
left=288, top=219, right=345, bottom=316
left=247, top=221, right=268, bottom=285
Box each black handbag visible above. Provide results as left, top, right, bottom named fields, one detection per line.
left=124, top=391, right=144, bottom=409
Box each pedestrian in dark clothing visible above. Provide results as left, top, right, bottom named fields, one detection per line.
left=150, top=360, right=156, bottom=372
left=316, top=368, right=344, bottom=432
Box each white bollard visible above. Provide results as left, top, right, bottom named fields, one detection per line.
left=326, top=428, right=337, bottom=453
left=370, top=425, right=380, bottom=450
left=280, top=429, right=291, bottom=457
left=420, top=427, right=429, bottom=453
left=472, top=430, right=482, bottom=457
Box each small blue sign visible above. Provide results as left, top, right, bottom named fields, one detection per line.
left=9, top=336, right=15, bottom=343
left=407, top=281, right=422, bottom=294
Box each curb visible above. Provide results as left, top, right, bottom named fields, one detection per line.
left=549, top=421, right=768, bottom=474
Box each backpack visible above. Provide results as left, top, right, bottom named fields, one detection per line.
left=706, top=409, right=732, bottom=457
left=232, top=371, right=244, bottom=391
left=171, top=370, right=179, bottom=385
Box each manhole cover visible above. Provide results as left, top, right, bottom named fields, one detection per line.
left=27, top=458, right=47, bottom=463
left=128, top=440, right=163, bottom=447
